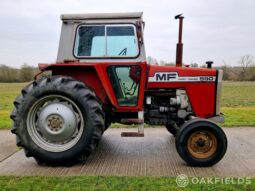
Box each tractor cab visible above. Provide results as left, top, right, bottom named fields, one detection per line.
left=57, top=12, right=146, bottom=63
left=55, top=12, right=147, bottom=112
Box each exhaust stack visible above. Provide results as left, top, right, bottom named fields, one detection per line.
left=175, top=14, right=184, bottom=67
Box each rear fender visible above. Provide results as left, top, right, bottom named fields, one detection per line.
left=38, top=62, right=147, bottom=112
left=37, top=63, right=110, bottom=105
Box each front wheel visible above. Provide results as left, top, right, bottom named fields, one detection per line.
left=175, top=118, right=227, bottom=166
left=11, top=76, right=104, bottom=165
left=165, top=123, right=179, bottom=137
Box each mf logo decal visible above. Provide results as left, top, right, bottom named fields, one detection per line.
left=148, top=72, right=216, bottom=82
left=155, top=73, right=177, bottom=81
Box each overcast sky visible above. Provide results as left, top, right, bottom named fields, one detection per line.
left=0, top=0, right=255, bottom=68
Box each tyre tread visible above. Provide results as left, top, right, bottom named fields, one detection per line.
left=10, top=76, right=104, bottom=166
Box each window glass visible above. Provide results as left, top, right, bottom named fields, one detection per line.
left=76, top=26, right=105, bottom=57
left=107, top=66, right=141, bottom=106
left=106, top=26, right=137, bottom=57
left=75, top=25, right=138, bottom=57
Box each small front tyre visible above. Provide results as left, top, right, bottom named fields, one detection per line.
left=165, top=123, right=179, bottom=137
left=175, top=118, right=227, bottom=167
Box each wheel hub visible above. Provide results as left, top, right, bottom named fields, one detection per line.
left=192, top=134, right=211, bottom=152
left=47, top=115, right=63, bottom=132
left=196, top=138, right=206, bottom=147
left=37, top=103, right=78, bottom=143
left=187, top=131, right=217, bottom=159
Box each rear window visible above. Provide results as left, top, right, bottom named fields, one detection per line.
left=74, top=24, right=139, bottom=58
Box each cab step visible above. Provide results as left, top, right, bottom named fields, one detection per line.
left=121, top=111, right=144, bottom=137
left=121, top=118, right=144, bottom=124
left=121, top=132, right=144, bottom=137
left=120, top=121, right=144, bottom=137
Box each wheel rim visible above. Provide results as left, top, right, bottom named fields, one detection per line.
left=27, top=95, right=84, bottom=152
left=187, top=130, right=217, bottom=159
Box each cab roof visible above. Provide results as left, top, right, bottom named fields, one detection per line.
left=61, top=12, right=143, bottom=21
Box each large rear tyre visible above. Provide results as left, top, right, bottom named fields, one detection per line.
left=175, top=118, right=227, bottom=167
left=10, top=76, right=104, bottom=166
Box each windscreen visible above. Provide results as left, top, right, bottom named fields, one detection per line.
left=74, top=25, right=139, bottom=57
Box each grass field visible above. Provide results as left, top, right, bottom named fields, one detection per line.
left=0, top=176, right=254, bottom=191
left=0, top=81, right=254, bottom=129
left=0, top=83, right=27, bottom=129
left=221, top=81, right=255, bottom=126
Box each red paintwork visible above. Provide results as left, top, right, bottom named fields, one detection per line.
left=39, top=62, right=217, bottom=118
left=148, top=65, right=216, bottom=77
left=148, top=65, right=217, bottom=118
left=41, top=62, right=147, bottom=112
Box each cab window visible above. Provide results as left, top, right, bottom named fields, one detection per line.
left=107, top=65, right=141, bottom=106
left=74, top=24, right=139, bottom=57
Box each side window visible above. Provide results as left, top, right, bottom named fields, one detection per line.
left=74, top=24, right=139, bottom=58
left=107, top=66, right=141, bottom=106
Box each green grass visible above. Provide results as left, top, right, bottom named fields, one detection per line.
left=0, top=83, right=28, bottom=129
left=0, top=81, right=254, bottom=129
left=221, top=81, right=255, bottom=107
left=222, top=107, right=255, bottom=127
left=220, top=81, right=255, bottom=127
left=0, top=176, right=254, bottom=191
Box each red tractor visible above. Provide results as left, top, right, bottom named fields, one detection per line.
left=11, top=12, right=227, bottom=166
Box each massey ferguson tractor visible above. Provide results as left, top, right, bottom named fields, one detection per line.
left=10, top=12, right=227, bottom=166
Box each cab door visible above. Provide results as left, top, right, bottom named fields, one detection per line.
left=106, top=63, right=147, bottom=112
left=107, top=65, right=141, bottom=106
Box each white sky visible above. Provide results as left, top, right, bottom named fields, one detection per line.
left=0, top=0, right=255, bottom=67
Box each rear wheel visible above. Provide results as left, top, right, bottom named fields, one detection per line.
left=10, top=76, right=104, bottom=165
left=175, top=118, right=227, bottom=166
left=104, top=115, right=111, bottom=131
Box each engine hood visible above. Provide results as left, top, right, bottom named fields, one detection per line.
left=148, top=65, right=217, bottom=83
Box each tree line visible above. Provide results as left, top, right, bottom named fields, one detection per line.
left=0, top=55, right=255, bottom=82
left=221, top=55, right=255, bottom=81
left=0, top=64, right=38, bottom=82
left=148, top=55, right=255, bottom=81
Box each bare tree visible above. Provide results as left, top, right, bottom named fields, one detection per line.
left=221, top=64, right=230, bottom=80
left=239, top=55, right=254, bottom=80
